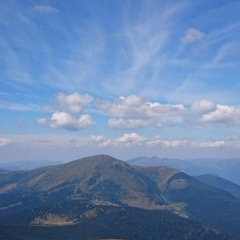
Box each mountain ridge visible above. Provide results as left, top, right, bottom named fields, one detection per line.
left=127, top=156, right=240, bottom=184
left=0, top=154, right=240, bottom=239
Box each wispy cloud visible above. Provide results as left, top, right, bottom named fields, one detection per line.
left=0, top=100, right=42, bottom=112
left=33, top=5, right=59, bottom=13
left=181, top=28, right=205, bottom=44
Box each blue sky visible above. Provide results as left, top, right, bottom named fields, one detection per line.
left=1, top=0, right=240, bottom=162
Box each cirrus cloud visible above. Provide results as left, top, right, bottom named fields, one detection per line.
left=33, top=5, right=59, bottom=13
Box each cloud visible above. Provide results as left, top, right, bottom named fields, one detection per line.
left=37, top=92, right=96, bottom=131
left=115, top=133, right=147, bottom=146
left=192, top=100, right=216, bottom=113
left=56, top=92, right=94, bottom=113
left=196, top=140, right=226, bottom=148
left=89, top=133, right=227, bottom=149
left=108, top=118, right=149, bottom=129
left=147, top=136, right=187, bottom=148
left=0, top=138, right=12, bottom=147
left=90, top=135, right=112, bottom=147
left=200, top=104, right=240, bottom=124
left=38, top=111, right=95, bottom=131
left=181, top=28, right=205, bottom=44
left=97, top=95, right=186, bottom=129
left=91, top=133, right=147, bottom=147
left=0, top=101, right=42, bottom=112
left=33, top=5, right=59, bottom=13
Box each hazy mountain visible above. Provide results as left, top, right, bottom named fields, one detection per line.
left=0, top=159, right=61, bottom=171
left=196, top=174, right=240, bottom=198
left=0, top=168, right=9, bottom=174
left=127, top=156, right=240, bottom=184
left=0, top=155, right=240, bottom=239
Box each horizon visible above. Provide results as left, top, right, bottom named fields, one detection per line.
left=1, top=0, right=240, bottom=163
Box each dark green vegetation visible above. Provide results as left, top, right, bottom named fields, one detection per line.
left=0, top=155, right=240, bottom=240
left=0, top=206, right=234, bottom=240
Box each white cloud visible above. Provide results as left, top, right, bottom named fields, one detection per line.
left=33, top=5, right=59, bottom=13
left=89, top=133, right=227, bottom=149
left=194, top=141, right=226, bottom=148
left=192, top=100, right=216, bottom=113
left=38, top=111, right=95, bottom=131
left=97, top=95, right=186, bottom=129
left=147, top=136, right=187, bottom=148
left=108, top=118, right=149, bottom=129
left=115, top=133, right=147, bottom=146
left=181, top=28, right=205, bottom=44
left=56, top=92, right=93, bottom=113
left=90, top=135, right=112, bottom=147
left=0, top=138, right=12, bottom=147
left=91, top=133, right=147, bottom=147
left=200, top=104, right=240, bottom=124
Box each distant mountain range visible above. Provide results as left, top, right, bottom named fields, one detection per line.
left=0, top=159, right=61, bottom=171
left=127, top=156, right=240, bottom=185
left=0, top=155, right=240, bottom=240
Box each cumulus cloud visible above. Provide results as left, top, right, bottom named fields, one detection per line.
left=200, top=104, right=240, bottom=124
left=33, top=5, right=59, bottom=13
left=56, top=92, right=93, bottom=113
left=116, top=133, right=147, bottom=146
left=97, top=95, right=186, bottom=129
left=181, top=28, right=205, bottom=44
left=192, top=100, right=216, bottom=113
left=108, top=118, right=149, bottom=129
left=38, top=111, right=95, bottom=131
left=0, top=138, right=12, bottom=147
left=98, top=95, right=186, bottom=118
left=90, top=135, right=112, bottom=147
left=90, top=133, right=148, bottom=147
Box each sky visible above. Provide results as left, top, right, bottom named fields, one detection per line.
left=1, top=0, right=240, bottom=163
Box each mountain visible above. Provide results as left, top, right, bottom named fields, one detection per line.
left=0, top=154, right=240, bottom=239
left=134, top=165, right=240, bottom=235
left=0, top=168, right=9, bottom=174
left=195, top=173, right=240, bottom=198
left=0, top=155, right=164, bottom=210
left=127, top=156, right=240, bottom=184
